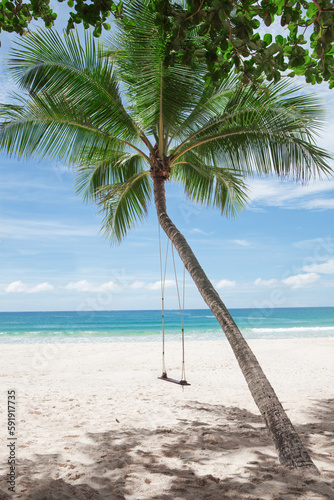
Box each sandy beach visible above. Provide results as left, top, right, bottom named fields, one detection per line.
left=0, top=337, right=333, bottom=499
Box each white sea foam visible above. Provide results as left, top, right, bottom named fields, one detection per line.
left=249, top=326, right=334, bottom=334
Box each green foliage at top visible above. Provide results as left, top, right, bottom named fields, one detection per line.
left=0, top=0, right=332, bottom=242
left=156, top=0, right=334, bottom=88
left=1, top=0, right=334, bottom=87
left=0, top=0, right=57, bottom=33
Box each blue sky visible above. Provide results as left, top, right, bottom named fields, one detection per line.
left=0, top=5, right=334, bottom=312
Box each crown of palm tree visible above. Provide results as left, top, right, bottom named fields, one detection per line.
left=0, top=0, right=331, bottom=242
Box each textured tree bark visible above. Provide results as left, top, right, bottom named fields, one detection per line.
left=153, top=176, right=319, bottom=473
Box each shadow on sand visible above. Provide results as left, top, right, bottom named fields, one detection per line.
left=0, top=399, right=333, bottom=500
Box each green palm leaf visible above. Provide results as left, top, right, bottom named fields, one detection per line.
left=0, top=93, right=128, bottom=163
left=168, top=77, right=237, bottom=145
left=171, top=150, right=248, bottom=216
left=98, top=170, right=152, bottom=243
left=75, top=152, right=146, bottom=201
left=75, top=152, right=151, bottom=242
left=110, top=0, right=205, bottom=141
left=8, top=29, right=141, bottom=142
left=0, top=90, right=152, bottom=167
left=170, top=82, right=332, bottom=182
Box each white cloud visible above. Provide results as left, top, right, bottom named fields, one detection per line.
left=302, top=259, right=334, bottom=274
left=216, top=279, right=237, bottom=289
left=63, top=279, right=178, bottom=293
left=65, top=280, right=94, bottom=292
left=0, top=219, right=99, bottom=240
left=189, top=228, right=215, bottom=237
left=129, top=281, right=146, bottom=289
left=254, top=272, right=321, bottom=289
left=5, top=281, right=54, bottom=294
left=5, top=278, right=180, bottom=295
left=99, top=281, right=120, bottom=292
left=31, top=282, right=55, bottom=293
left=65, top=280, right=119, bottom=293
left=146, top=280, right=175, bottom=291
left=5, top=281, right=27, bottom=294
left=247, top=178, right=334, bottom=211
left=232, top=239, right=250, bottom=247
left=302, top=199, right=334, bottom=210
left=282, top=272, right=320, bottom=289
left=254, top=278, right=279, bottom=287
left=293, top=237, right=334, bottom=250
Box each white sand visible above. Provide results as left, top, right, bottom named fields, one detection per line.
left=0, top=337, right=333, bottom=499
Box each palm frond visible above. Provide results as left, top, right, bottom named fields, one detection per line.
left=75, top=151, right=145, bottom=202
left=75, top=151, right=151, bottom=242
left=171, top=83, right=332, bottom=182
left=98, top=170, right=152, bottom=242
left=0, top=94, right=150, bottom=165
left=109, top=0, right=206, bottom=137
left=171, top=151, right=249, bottom=217
left=168, top=77, right=237, bottom=146
left=8, top=29, right=141, bottom=142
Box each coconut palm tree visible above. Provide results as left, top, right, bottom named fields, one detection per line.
left=0, top=0, right=332, bottom=472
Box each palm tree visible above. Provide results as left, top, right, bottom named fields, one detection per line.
left=0, top=0, right=332, bottom=473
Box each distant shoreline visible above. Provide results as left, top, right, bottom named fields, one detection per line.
left=1, top=305, right=334, bottom=313
left=1, top=307, right=334, bottom=344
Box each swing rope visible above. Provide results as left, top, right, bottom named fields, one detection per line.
left=158, top=224, right=169, bottom=377
left=171, top=244, right=187, bottom=383
left=158, top=223, right=190, bottom=386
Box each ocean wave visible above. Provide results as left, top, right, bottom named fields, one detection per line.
left=249, top=326, right=334, bottom=334
left=0, top=334, right=163, bottom=345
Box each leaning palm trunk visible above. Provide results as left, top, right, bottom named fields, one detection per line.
left=153, top=175, right=318, bottom=473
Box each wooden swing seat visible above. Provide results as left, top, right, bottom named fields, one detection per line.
left=158, top=374, right=191, bottom=386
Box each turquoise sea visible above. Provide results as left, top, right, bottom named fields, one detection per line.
left=0, top=307, right=334, bottom=344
